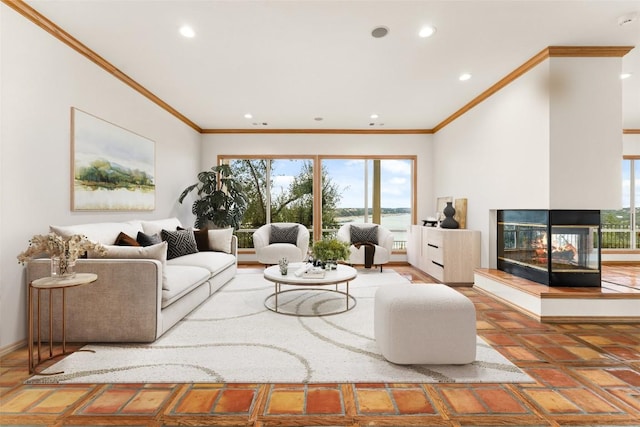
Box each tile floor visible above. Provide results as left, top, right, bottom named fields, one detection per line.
left=1, top=264, right=639, bottom=426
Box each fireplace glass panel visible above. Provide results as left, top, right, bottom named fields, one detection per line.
left=497, top=210, right=601, bottom=287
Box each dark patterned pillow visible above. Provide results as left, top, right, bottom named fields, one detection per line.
left=178, top=226, right=210, bottom=252
left=269, top=224, right=299, bottom=245
left=161, top=229, right=199, bottom=260
left=137, top=231, right=162, bottom=247
left=115, top=232, right=140, bottom=246
left=350, top=225, right=378, bottom=245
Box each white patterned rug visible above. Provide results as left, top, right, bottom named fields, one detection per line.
left=26, top=269, right=532, bottom=384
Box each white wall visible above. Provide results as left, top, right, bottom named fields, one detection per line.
left=199, top=133, right=434, bottom=261
left=548, top=57, right=622, bottom=209
left=0, top=6, right=201, bottom=351
left=623, top=133, right=640, bottom=155
left=433, top=62, right=551, bottom=267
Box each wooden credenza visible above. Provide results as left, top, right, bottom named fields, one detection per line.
left=408, top=225, right=481, bottom=284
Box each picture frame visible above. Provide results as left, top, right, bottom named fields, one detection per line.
left=435, top=196, right=453, bottom=221
left=71, top=108, right=155, bottom=211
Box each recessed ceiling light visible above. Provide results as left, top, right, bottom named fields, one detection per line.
left=459, top=73, right=472, bottom=81
left=370, top=113, right=379, bottom=119
left=314, top=117, right=323, bottom=121
left=244, top=113, right=253, bottom=119
left=620, top=72, right=632, bottom=80
left=371, top=26, right=389, bottom=38
left=419, top=25, right=436, bottom=38
left=179, top=25, right=195, bottom=38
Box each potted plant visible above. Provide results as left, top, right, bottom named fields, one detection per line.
left=179, top=164, right=248, bottom=230
left=311, top=238, right=350, bottom=269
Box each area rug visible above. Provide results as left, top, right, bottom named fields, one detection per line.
left=26, top=269, right=532, bottom=384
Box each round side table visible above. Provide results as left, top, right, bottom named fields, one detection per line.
left=28, top=273, right=98, bottom=375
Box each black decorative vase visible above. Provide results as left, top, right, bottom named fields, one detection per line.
left=440, top=201, right=459, bottom=229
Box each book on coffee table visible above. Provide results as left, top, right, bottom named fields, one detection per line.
left=303, top=270, right=326, bottom=279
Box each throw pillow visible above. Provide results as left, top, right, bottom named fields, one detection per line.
left=114, top=232, right=140, bottom=246
left=87, top=242, right=169, bottom=290
left=350, top=225, right=378, bottom=245
left=178, top=226, right=210, bottom=252
left=208, top=228, right=233, bottom=253
left=161, top=229, right=199, bottom=260
left=269, top=224, right=299, bottom=245
left=137, top=231, right=162, bottom=247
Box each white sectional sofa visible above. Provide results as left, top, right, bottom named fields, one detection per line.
left=26, top=218, right=237, bottom=343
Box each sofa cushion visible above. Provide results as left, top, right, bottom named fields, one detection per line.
left=161, top=229, right=198, bottom=260
left=167, top=251, right=236, bottom=275
left=208, top=228, right=233, bottom=253
left=350, top=224, right=378, bottom=245
left=115, top=232, right=140, bottom=246
left=162, top=265, right=211, bottom=308
left=141, top=218, right=181, bottom=236
left=88, top=242, right=169, bottom=290
left=270, top=224, right=299, bottom=245
left=50, top=220, right=143, bottom=244
left=137, top=231, right=162, bottom=246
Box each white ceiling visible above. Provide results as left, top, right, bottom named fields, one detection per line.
left=25, top=0, right=640, bottom=130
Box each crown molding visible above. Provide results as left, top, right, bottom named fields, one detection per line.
left=201, top=128, right=434, bottom=134
left=547, top=46, right=634, bottom=57
left=1, top=0, right=202, bottom=133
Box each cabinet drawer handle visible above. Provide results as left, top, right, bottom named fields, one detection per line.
left=432, top=261, right=444, bottom=268
left=427, top=243, right=439, bottom=249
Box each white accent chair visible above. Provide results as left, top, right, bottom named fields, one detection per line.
left=336, top=223, right=394, bottom=271
left=253, top=223, right=310, bottom=265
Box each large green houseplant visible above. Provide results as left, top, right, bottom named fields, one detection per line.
left=178, top=164, right=248, bottom=230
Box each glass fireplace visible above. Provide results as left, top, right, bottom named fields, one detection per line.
left=497, top=210, right=601, bottom=287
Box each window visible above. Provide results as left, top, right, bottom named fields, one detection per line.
left=223, top=157, right=314, bottom=249
left=319, top=157, right=414, bottom=250
left=602, top=158, right=639, bottom=250
left=220, top=155, right=416, bottom=252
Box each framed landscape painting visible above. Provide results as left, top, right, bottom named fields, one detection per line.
left=71, top=108, right=155, bottom=211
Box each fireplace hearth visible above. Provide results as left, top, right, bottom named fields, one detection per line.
left=497, top=210, right=601, bottom=287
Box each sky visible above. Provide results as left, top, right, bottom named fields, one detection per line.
left=270, top=158, right=412, bottom=209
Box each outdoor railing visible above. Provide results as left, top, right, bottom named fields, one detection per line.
left=235, top=227, right=407, bottom=251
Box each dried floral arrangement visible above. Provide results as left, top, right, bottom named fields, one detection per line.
left=17, top=233, right=106, bottom=265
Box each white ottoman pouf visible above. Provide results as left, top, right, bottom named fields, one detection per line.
left=374, top=283, right=476, bottom=364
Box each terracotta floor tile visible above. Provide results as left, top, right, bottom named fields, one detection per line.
left=500, top=346, right=541, bottom=361
left=306, top=388, right=343, bottom=414
left=607, top=368, right=640, bottom=386
left=526, top=367, right=581, bottom=388
left=215, top=388, right=255, bottom=413
left=440, top=388, right=486, bottom=414
left=573, top=368, right=630, bottom=387
left=266, top=389, right=304, bottom=414
left=523, top=389, right=581, bottom=414
left=30, top=389, right=89, bottom=413
left=121, top=389, right=171, bottom=414
left=482, top=333, right=521, bottom=346
left=0, top=388, right=52, bottom=413
left=602, top=345, right=640, bottom=360
left=564, top=345, right=609, bottom=360
left=80, top=388, right=137, bottom=414
left=173, top=388, right=220, bottom=413
left=475, top=387, right=529, bottom=413
left=562, top=388, right=624, bottom=413
left=391, top=388, right=435, bottom=414
left=537, top=346, right=583, bottom=361
left=356, top=389, right=395, bottom=414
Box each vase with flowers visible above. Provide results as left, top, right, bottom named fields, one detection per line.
left=17, top=233, right=106, bottom=279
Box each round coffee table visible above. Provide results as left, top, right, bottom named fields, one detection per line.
left=263, top=263, right=357, bottom=316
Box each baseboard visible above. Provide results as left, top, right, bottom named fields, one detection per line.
left=0, top=339, right=26, bottom=358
